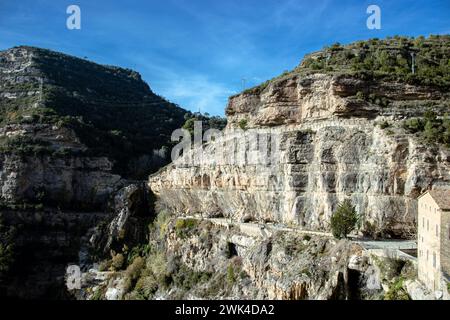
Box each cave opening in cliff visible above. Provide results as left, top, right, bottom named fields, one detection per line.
left=227, top=242, right=238, bottom=258
left=347, top=269, right=362, bottom=300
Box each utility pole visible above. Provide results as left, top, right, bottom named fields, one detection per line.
left=410, top=52, right=416, bottom=74
left=37, top=77, right=43, bottom=107
left=241, top=78, right=247, bottom=91
left=326, top=53, right=331, bottom=67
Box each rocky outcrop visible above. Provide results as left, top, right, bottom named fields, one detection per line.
left=225, top=74, right=446, bottom=128
left=164, top=222, right=358, bottom=299
left=84, top=216, right=383, bottom=300
left=150, top=72, right=450, bottom=237
left=0, top=209, right=107, bottom=298
left=0, top=153, right=123, bottom=210
left=0, top=46, right=184, bottom=298
left=0, top=45, right=187, bottom=209
left=90, top=183, right=154, bottom=255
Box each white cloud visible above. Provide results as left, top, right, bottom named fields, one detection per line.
left=160, top=75, right=235, bottom=115
left=129, top=54, right=237, bottom=115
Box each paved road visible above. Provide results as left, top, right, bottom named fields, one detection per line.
left=178, top=216, right=417, bottom=251
left=355, top=239, right=417, bottom=250
left=204, top=217, right=333, bottom=237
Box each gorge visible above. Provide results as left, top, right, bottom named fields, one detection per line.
left=0, top=35, right=449, bottom=300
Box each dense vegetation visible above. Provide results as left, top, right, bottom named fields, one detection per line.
left=182, top=112, right=227, bottom=136
left=403, top=111, right=450, bottom=147
left=240, top=35, right=450, bottom=95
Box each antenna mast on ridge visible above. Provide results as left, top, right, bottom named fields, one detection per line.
left=241, top=78, right=247, bottom=91
left=410, top=52, right=416, bottom=74
left=37, top=77, right=43, bottom=107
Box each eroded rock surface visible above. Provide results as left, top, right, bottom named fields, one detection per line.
left=150, top=73, right=450, bottom=237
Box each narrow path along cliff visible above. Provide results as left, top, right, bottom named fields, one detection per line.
left=178, top=215, right=417, bottom=251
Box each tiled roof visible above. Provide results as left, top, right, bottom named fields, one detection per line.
left=429, top=189, right=450, bottom=210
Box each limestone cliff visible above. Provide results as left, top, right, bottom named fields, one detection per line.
left=150, top=37, right=450, bottom=238
left=0, top=46, right=187, bottom=298
left=0, top=46, right=188, bottom=210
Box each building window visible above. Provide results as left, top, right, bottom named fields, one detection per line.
left=427, top=250, right=429, bottom=262
left=427, top=220, right=429, bottom=231
left=423, top=218, right=425, bottom=228
left=433, top=252, right=436, bottom=268
left=436, top=225, right=438, bottom=237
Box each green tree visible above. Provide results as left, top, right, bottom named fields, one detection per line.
left=443, top=114, right=450, bottom=146
left=182, top=113, right=227, bottom=136
left=330, top=199, right=359, bottom=239
left=423, top=120, right=440, bottom=142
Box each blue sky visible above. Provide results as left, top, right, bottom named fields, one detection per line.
left=0, top=0, right=449, bottom=115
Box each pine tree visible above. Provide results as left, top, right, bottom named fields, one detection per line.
left=330, top=199, right=359, bottom=239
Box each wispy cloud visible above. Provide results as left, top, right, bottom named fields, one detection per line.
left=131, top=54, right=235, bottom=114
left=161, top=75, right=235, bottom=114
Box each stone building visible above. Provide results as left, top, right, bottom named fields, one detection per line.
left=417, top=189, right=450, bottom=292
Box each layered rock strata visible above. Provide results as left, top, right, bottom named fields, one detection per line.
left=150, top=74, right=450, bottom=237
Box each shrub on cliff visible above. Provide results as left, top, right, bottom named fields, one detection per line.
left=403, top=118, right=425, bottom=133
left=238, top=119, right=248, bottom=130
left=403, top=112, right=450, bottom=147
left=330, top=199, right=359, bottom=239
left=384, top=277, right=410, bottom=300
left=134, top=275, right=158, bottom=298
left=175, top=218, right=198, bottom=238
left=111, top=253, right=125, bottom=271
left=227, top=263, right=236, bottom=284
left=125, top=256, right=145, bottom=280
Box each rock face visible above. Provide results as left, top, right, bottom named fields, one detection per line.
left=0, top=209, right=108, bottom=298
left=0, top=46, right=187, bottom=209
left=86, top=217, right=382, bottom=300
left=163, top=221, right=361, bottom=299
left=150, top=73, right=450, bottom=237
left=90, top=183, right=153, bottom=255
left=226, top=74, right=445, bottom=126
left=0, top=152, right=123, bottom=210
left=0, top=46, right=186, bottom=298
